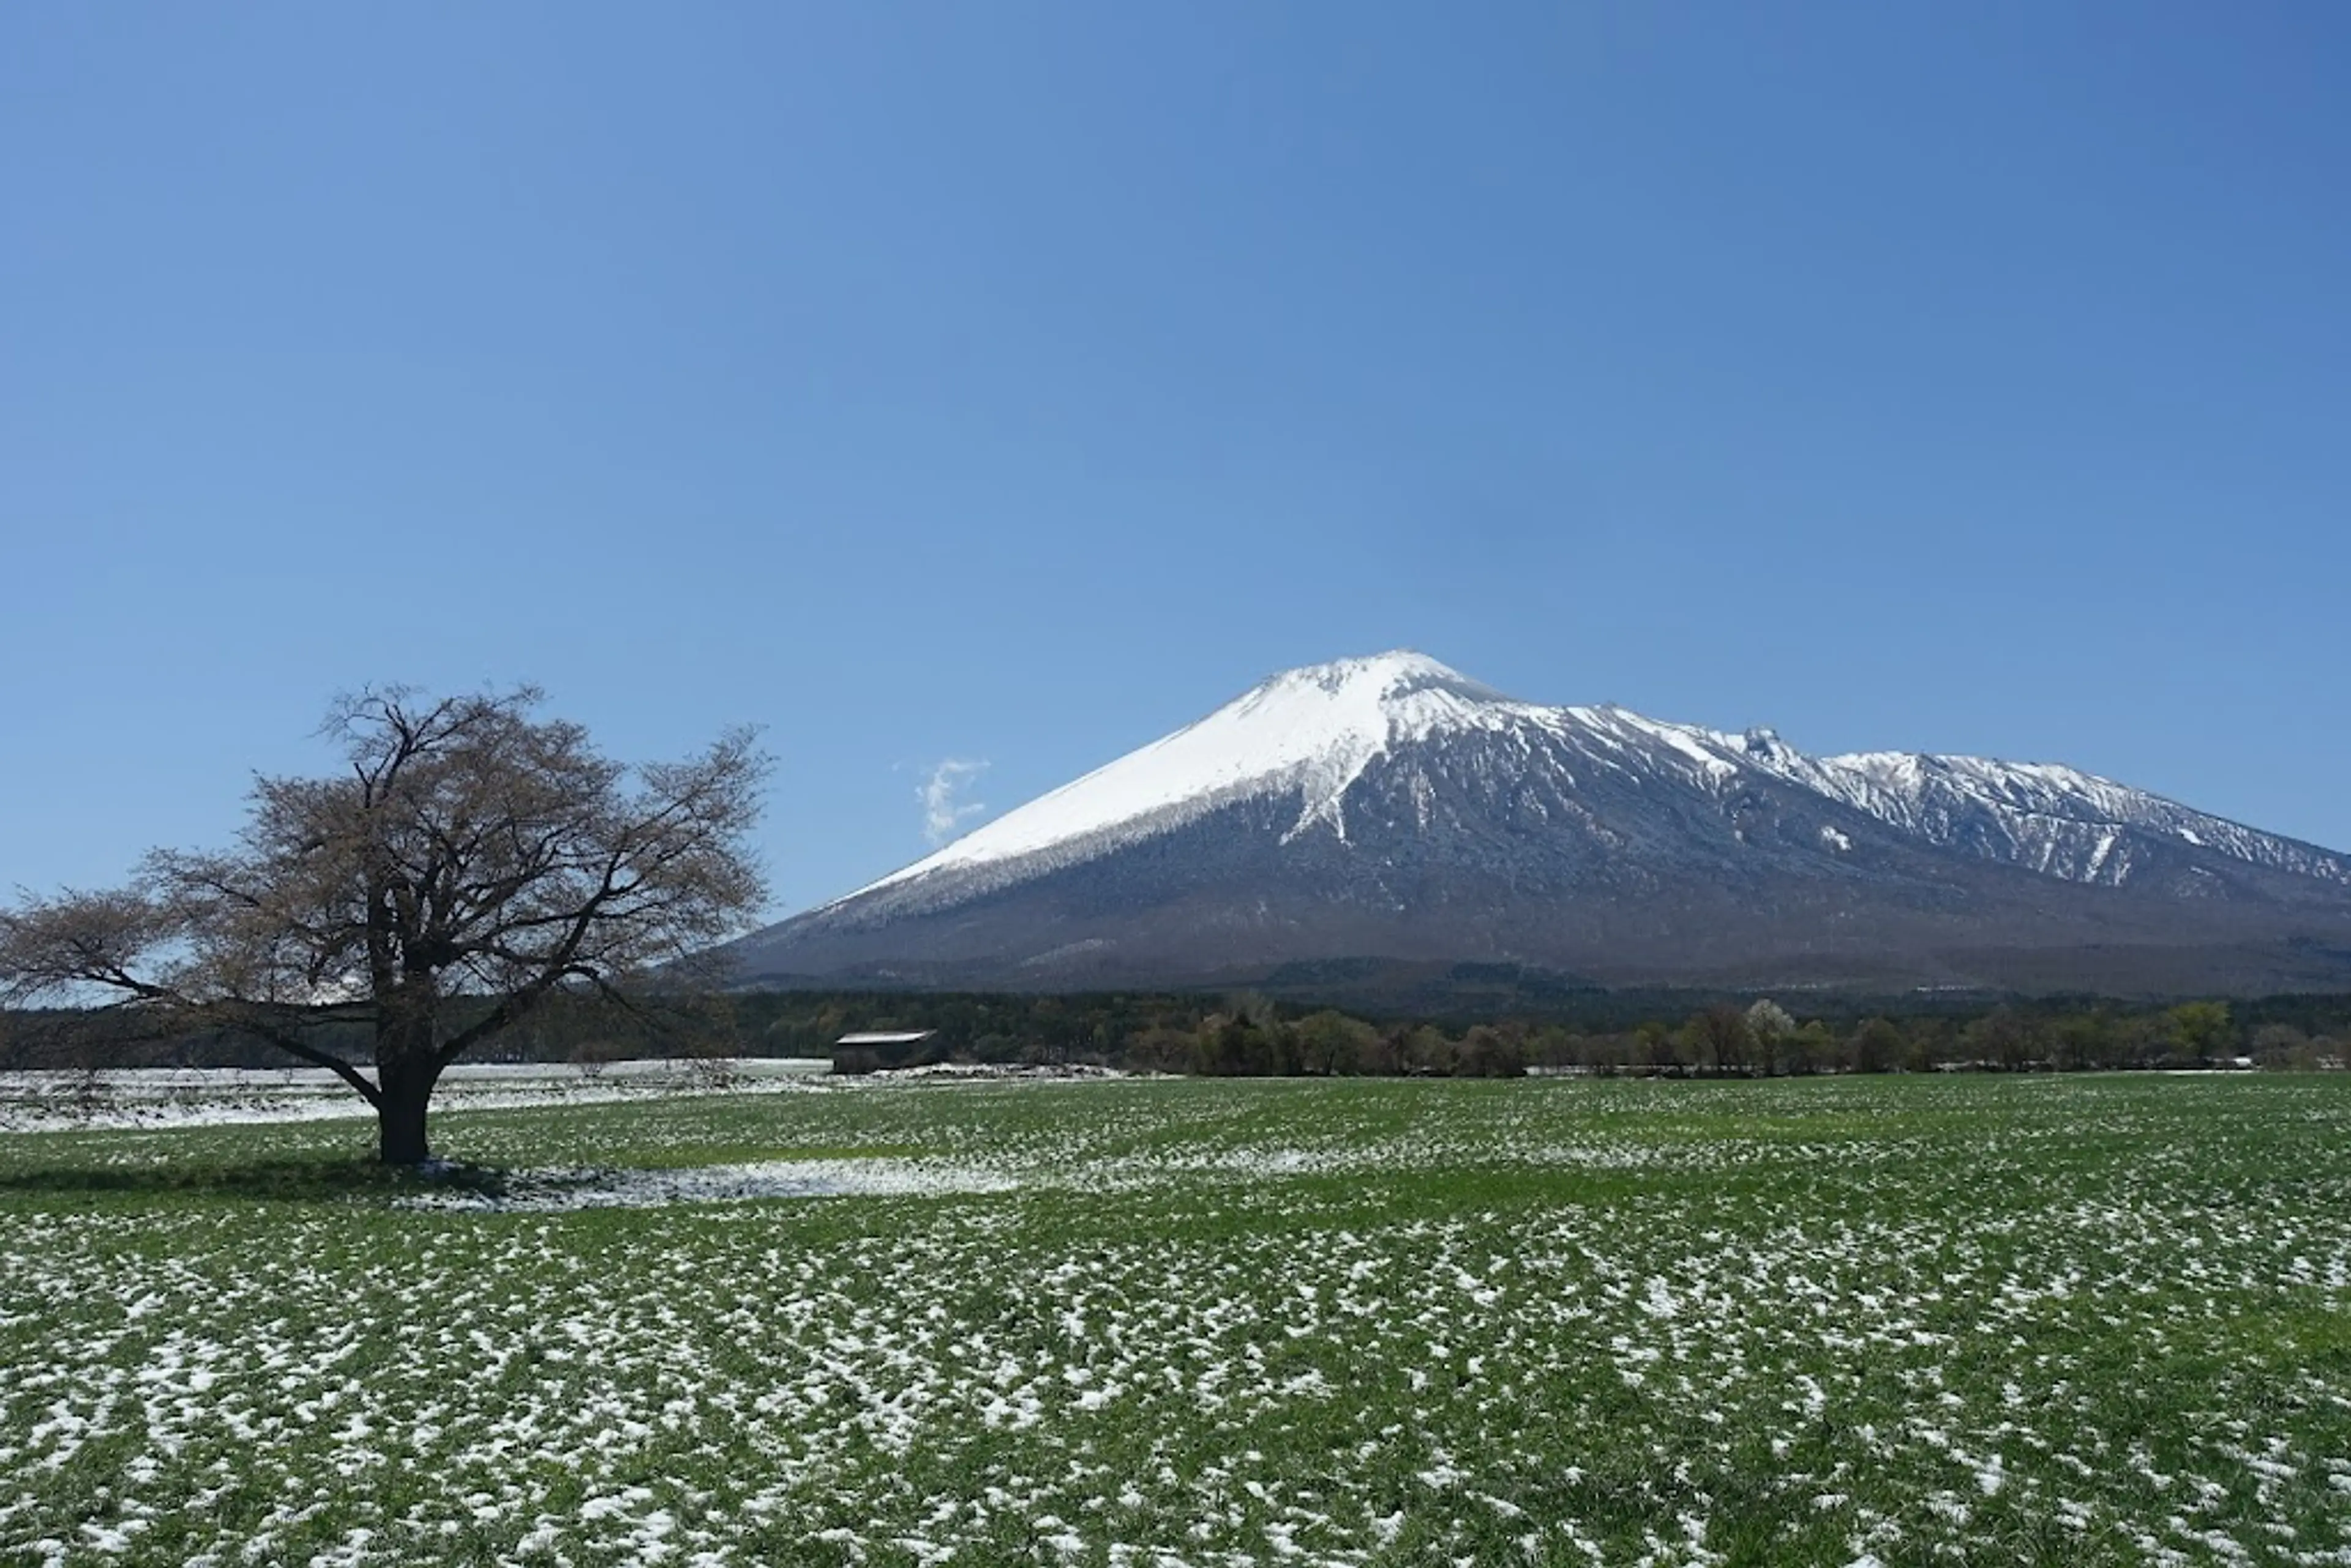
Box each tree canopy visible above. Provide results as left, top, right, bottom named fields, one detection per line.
left=0, top=687, right=770, bottom=1161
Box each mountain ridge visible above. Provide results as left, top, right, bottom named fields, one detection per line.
left=732, top=652, right=2351, bottom=996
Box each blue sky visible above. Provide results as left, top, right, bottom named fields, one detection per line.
left=4, top=2, right=2346, bottom=916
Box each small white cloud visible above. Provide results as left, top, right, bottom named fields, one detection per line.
left=918, top=759, right=989, bottom=846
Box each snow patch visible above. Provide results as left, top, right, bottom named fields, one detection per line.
left=396, top=1158, right=1016, bottom=1212
left=0, top=1060, right=831, bottom=1135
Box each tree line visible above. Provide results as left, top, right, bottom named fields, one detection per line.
left=720, top=988, right=2350, bottom=1077
left=14, top=981, right=2349, bottom=1081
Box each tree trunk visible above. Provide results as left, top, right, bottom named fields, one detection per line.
left=375, top=988, right=443, bottom=1165
left=377, top=1067, right=434, bottom=1165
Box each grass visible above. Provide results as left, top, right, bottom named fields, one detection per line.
left=3, top=1074, right=2349, bottom=1565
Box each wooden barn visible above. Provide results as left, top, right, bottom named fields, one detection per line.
left=830, top=1030, right=944, bottom=1075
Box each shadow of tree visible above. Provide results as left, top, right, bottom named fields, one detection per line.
left=0, top=1155, right=509, bottom=1203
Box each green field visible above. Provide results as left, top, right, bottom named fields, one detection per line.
left=4, top=1075, right=2349, bottom=1566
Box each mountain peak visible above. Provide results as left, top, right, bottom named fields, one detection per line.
left=1273, top=649, right=1507, bottom=705
left=849, top=651, right=1526, bottom=901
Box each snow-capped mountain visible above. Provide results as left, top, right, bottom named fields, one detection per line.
left=728, top=653, right=2351, bottom=994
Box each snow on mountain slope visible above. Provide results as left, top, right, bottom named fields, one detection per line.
left=852, top=653, right=1548, bottom=898
left=1774, top=750, right=2345, bottom=887
left=724, top=651, right=2351, bottom=993
left=834, top=651, right=2349, bottom=913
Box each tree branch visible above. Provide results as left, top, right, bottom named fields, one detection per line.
left=233, top=1016, right=383, bottom=1107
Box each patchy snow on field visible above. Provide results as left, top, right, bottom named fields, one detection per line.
left=0, top=1058, right=834, bottom=1135
left=0, top=1059, right=1143, bottom=1138
left=4, top=1076, right=2350, bottom=1566
left=399, top=1157, right=1018, bottom=1212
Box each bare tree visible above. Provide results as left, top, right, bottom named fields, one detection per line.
left=1684, top=1004, right=1753, bottom=1077
left=0, top=688, right=769, bottom=1163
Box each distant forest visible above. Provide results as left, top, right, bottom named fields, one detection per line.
left=723, top=987, right=2349, bottom=1075
left=10, top=981, right=2351, bottom=1078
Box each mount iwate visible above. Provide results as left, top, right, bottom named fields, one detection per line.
left=729, top=653, right=2351, bottom=996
